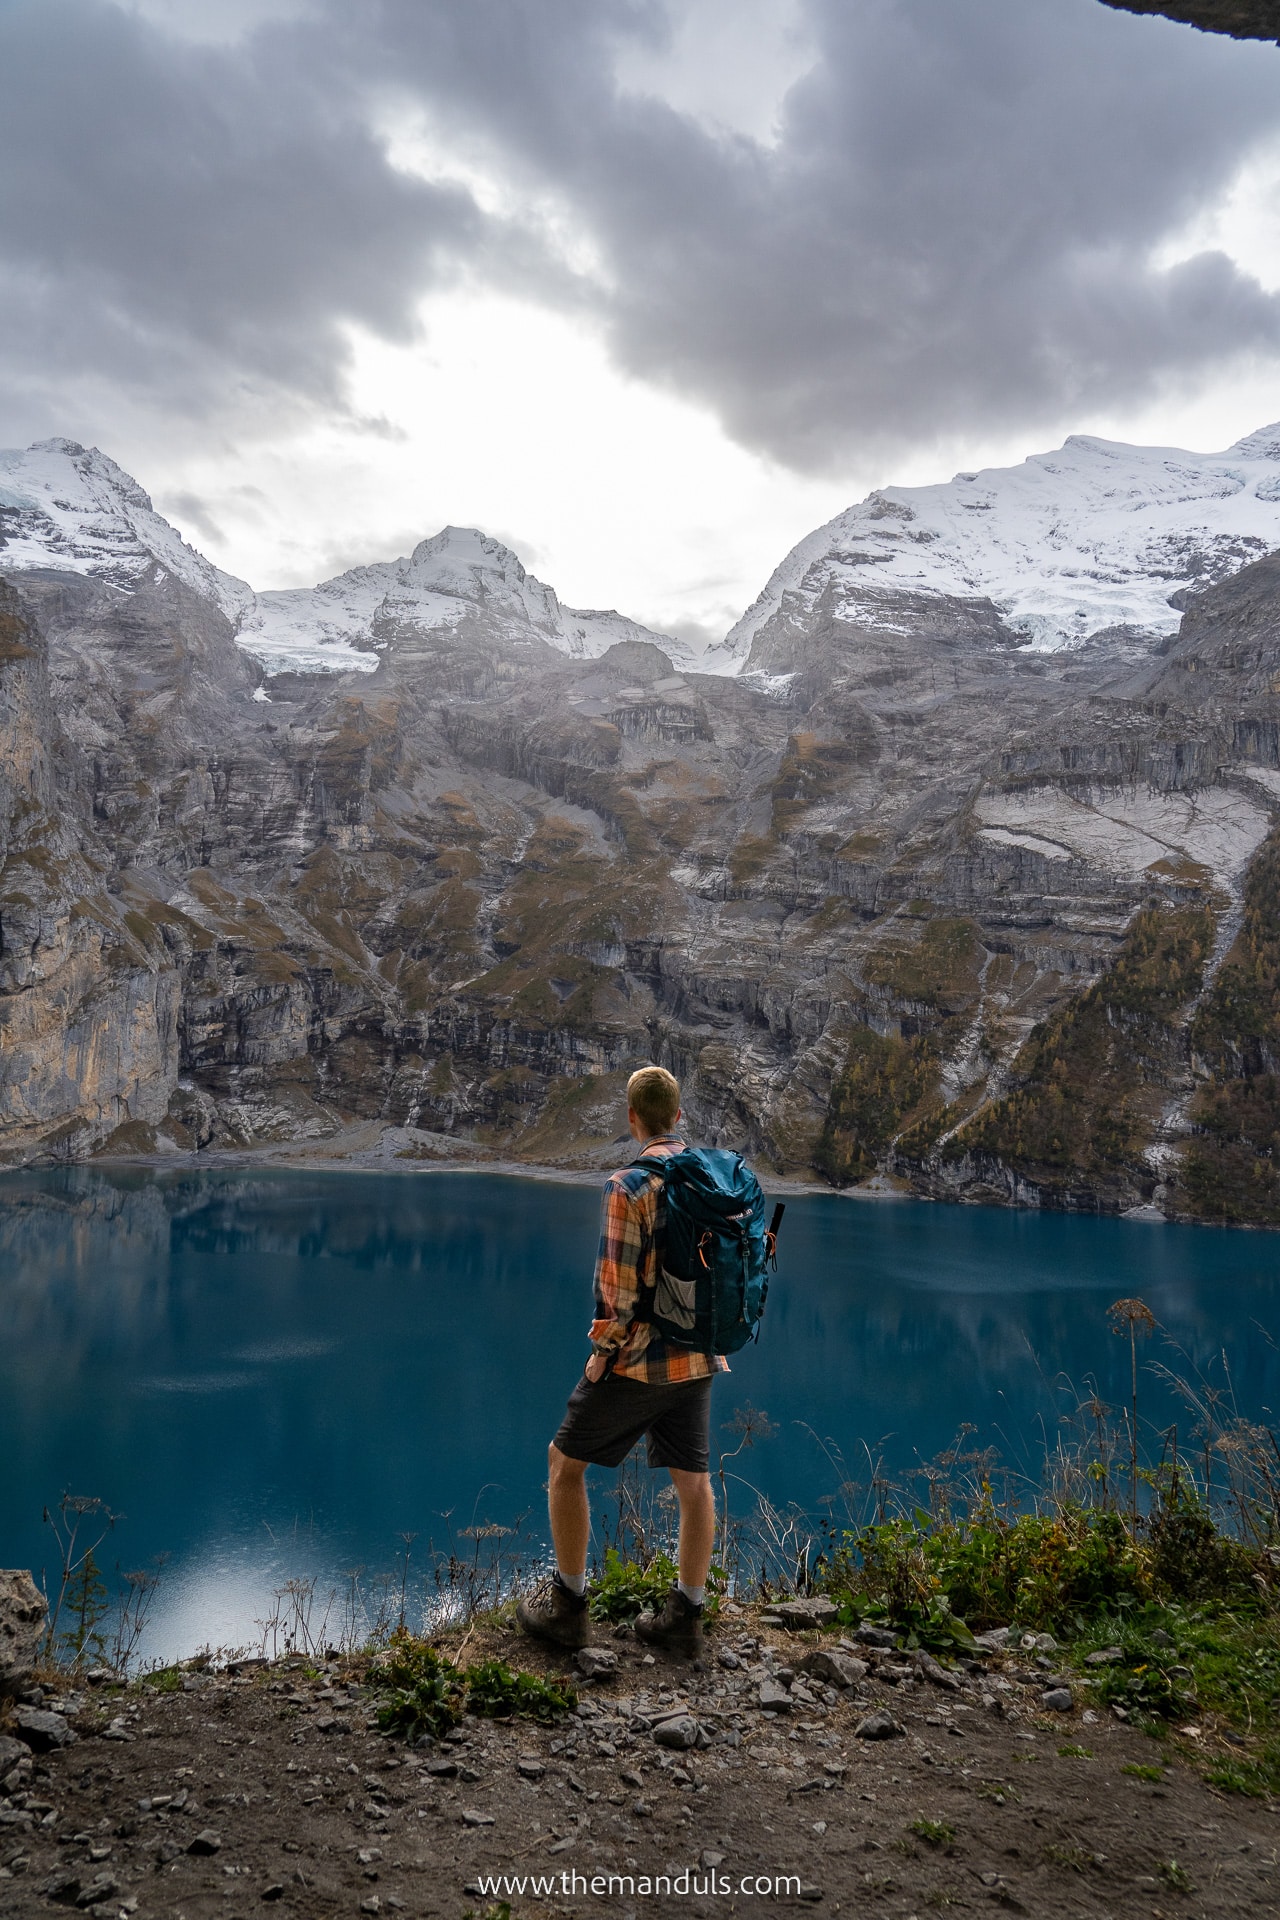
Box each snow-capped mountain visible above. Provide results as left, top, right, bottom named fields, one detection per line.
left=237, top=526, right=695, bottom=675
left=709, top=424, right=1280, bottom=671
left=8, top=427, right=1280, bottom=684
left=0, top=439, right=688, bottom=675
left=0, top=439, right=254, bottom=625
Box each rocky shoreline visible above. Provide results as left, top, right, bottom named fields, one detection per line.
left=2, top=1583, right=1276, bottom=1919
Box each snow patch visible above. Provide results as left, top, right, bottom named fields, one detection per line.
left=975, top=784, right=1272, bottom=884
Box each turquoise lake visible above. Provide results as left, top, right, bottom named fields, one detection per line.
left=2, top=1165, right=1278, bottom=1660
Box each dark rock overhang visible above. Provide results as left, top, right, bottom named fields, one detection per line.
left=1100, top=1, right=1279, bottom=40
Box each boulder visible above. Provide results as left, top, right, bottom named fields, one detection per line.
left=575, top=1647, right=619, bottom=1681
left=14, top=1705, right=75, bottom=1751
left=914, top=1649, right=961, bottom=1691
left=653, top=1714, right=701, bottom=1751
left=851, top=1624, right=897, bottom=1650
left=73, top=1872, right=119, bottom=1909
left=758, top=1680, right=793, bottom=1712
left=854, top=1710, right=903, bottom=1740
left=773, top=1597, right=839, bottom=1630
left=1042, top=1686, right=1074, bottom=1712
left=795, top=1648, right=867, bottom=1689
left=40, top=1868, right=83, bottom=1906
left=0, top=1570, right=47, bottom=1690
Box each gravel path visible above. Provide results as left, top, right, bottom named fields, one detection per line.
left=2, top=1606, right=1277, bottom=1918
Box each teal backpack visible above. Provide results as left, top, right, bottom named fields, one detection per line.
left=632, top=1147, right=782, bottom=1355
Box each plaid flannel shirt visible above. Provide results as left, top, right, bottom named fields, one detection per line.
left=588, top=1134, right=730, bottom=1385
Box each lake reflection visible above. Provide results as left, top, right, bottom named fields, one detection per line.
left=2, top=1165, right=1278, bottom=1658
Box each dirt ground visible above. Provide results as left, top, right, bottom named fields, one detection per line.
left=2, top=1605, right=1277, bottom=1920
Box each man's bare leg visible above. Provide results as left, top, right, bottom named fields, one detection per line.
left=633, top=1466, right=714, bottom=1655
left=516, top=1444, right=592, bottom=1648
left=669, top=1467, right=715, bottom=1590
left=548, top=1443, right=590, bottom=1581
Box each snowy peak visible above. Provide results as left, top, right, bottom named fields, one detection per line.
left=0, top=438, right=253, bottom=625
left=0, top=439, right=686, bottom=676
left=239, top=523, right=693, bottom=675
left=710, top=422, right=1280, bottom=672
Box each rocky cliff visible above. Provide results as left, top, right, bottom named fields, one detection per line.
left=3, top=433, right=1280, bottom=1222
left=1101, top=2, right=1280, bottom=44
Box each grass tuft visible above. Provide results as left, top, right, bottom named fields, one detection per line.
left=908, top=1817, right=955, bottom=1847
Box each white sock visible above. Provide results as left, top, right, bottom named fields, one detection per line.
left=678, top=1581, right=705, bottom=1608
left=556, top=1568, right=587, bottom=1596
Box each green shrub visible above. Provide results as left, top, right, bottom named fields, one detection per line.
left=463, top=1658, right=576, bottom=1724
left=1148, top=1500, right=1260, bottom=1601
left=818, top=1505, right=1148, bottom=1637
left=368, top=1634, right=577, bottom=1741
left=370, top=1639, right=467, bottom=1741
left=589, top=1548, right=681, bottom=1622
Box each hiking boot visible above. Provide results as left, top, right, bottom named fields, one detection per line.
left=634, top=1586, right=704, bottom=1658
left=516, top=1574, right=591, bottom=1651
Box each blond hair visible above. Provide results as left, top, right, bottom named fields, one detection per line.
left=627, top=1064, right=681, bottom=1136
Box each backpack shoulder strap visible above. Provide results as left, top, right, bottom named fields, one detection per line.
left=623, top=1156, right=671, bottom=1299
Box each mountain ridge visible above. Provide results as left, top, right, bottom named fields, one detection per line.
left=3, top=426, right=1280, bottom=1224
left=713, top=423, right=1280, bottom=672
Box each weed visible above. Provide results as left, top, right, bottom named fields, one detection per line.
left=1121, top=1763, right=1165, bottom=1782
left=367, top=1635, right=576, bottom=1742
left=1159, top=1859, right=1193, bottom=1892
left=1042, top=1844, right=1089, bottom=1871
left=370, top=1639, right=466, bottom=1742
left=975, top=1781, right=1019, bottom=1805
left=908, top=1817, right=955, bottom=1847
left=1203, top=1759, right=1267, bottom=1796
left=589, top=1547, right=681, bottom=1623
left=143, top=1665, right=183, bottom=1694
left=1057, top=1743, right=1093, bottom=1759
left=464, top=1658, right=576, bottom=1724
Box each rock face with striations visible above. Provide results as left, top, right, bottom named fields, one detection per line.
left=0, top=1568, right=47, bottom=1691
left=3, top=430, right=1280, bottom=1224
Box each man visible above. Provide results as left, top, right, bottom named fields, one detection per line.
left=516, top=1064, right=725, bottom=1658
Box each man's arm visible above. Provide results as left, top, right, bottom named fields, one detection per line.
left=586, top=1175, right=648, bottom=1372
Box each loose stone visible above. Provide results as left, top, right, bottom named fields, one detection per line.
left=854, top=1711, right=902, bottom=1741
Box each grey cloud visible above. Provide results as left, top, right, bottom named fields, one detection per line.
left=0, top=0, right=488, bottom=431
left=2, top=0, right=1280, bottom=472
left=165, top=491, right=227, bottom=545
left=359, top=0, right=1280, bottom=466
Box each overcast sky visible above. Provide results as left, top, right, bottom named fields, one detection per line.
left=3, top=0, right=1280, bottom=643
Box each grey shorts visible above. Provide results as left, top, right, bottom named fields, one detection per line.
left=552, top=1371, right=713, bottom=1474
